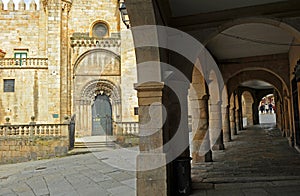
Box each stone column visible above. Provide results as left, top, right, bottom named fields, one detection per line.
left=46, top=0, right=62, bottom=123
left=209, top=102, right=225, bottom=150
left=235, top=109, right=240, bottom=131
left=134, top=82, right=167, bottom=196
left=252, top=101, right=260, bottom=125
left=60, top=1, right=72, bottom=121
left=191, top=96, right=212, bottom=163
left=230, top=107, right=237, bottom=135
left=222, top=105, right=231, bottom=142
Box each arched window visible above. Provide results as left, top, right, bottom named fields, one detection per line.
left=92, top=22, right=108, bottom=38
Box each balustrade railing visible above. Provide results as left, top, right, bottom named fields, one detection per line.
left=0, top=58, right=48, bottom=68
left=0, top=124, right=69, bottom=137
left=115, top=122, right=139, bottom=136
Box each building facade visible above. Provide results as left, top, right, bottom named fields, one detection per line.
left=0, top=0, right=138, bottom=137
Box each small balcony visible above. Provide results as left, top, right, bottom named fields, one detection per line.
left=0, top=58, right=48, bottom=69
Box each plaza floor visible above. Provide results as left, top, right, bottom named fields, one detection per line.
left=0, top=147, right=137, bottom=196
left=1, top=123, right=300, bottom=195
left=191, top=124, right=300, bottom=196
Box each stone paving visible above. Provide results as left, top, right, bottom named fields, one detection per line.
left=191, top=124, right=300, bottom=195
left=1, top=124, right=300, bottom=196
left=0, top=150, right=136, bottom=196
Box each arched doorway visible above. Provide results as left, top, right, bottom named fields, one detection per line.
left=259, top=94, right=276, bottom=124
left=92, top=94, right=112, bottom=136
left=74, top=79, right=121, bottom=137
left=242, top=91, right=254, bottom=127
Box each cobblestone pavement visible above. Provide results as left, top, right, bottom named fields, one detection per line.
left=0, top=150, right=136, bottom=196
left=191, top=124, right=300, bottom=196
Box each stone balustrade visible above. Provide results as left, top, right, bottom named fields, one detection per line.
left=0, top=123, right=70, bottom=164
left=0, top=123, right=69, bottom=137
left=0, top=58, right=48, bottom=68
left=115, top=121, right=139, bottom=136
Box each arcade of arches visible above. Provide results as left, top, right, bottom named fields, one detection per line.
left=124, top=0, right=300, bottom=195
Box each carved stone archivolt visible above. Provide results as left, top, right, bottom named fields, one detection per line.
left=73, top=48, right=121, bottom=76
left=80, top=79, right=121, bottom=103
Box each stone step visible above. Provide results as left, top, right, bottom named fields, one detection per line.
left=74, top=141, right=115, bottom=148
left=192, top=176, right=300, bottom=190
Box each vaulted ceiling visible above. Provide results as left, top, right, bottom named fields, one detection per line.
left=169, top=0, right=288, bottom=17
left=206, top=23, right=294, bottom=60
left=153, top=0, right=300, bottom=90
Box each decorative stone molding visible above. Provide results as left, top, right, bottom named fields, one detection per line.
left=80, top=79, right=121, bottom=103
left=62, top=0, right=72, bottom=12
left=41, top=0, right=47, bottom=12
left=0, top=49, right=5, bottom=58
left=70, top=37, right=121, bottom=48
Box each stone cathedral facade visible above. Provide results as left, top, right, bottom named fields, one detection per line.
left=0, top=0, right=138, bottom=137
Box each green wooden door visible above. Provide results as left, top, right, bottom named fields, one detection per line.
left=92, top=94, right=112, bottom=136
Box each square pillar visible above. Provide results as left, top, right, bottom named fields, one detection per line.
left=209, top=103, right=225, bottom=150
left=190, top=96, right=212, bottom=163
left=135, top=82, right=167, bottom=196
left=230, top=107, right=237, bottom=135
left=222, top=105, right=231, bottom=142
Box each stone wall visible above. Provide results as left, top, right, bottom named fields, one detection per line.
left=0, top=2, right=45, bottom=58
left=0, top=0, right=139, bottom=137
left=69, top=0, right=120, bottom=37
left=120, top=29, right=138, bottom=122
left=0, top=136, right=68, bottom=164
left=0, top=68, right=50, bottom=124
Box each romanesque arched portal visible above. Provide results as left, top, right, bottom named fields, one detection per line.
left=75, top=79, right=121, bottom=136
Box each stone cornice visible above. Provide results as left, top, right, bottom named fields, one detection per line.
left=70, top=37, right=121, bottom=48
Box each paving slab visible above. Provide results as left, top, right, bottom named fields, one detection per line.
left=192, top=124, right=300, bottom=195
left=0, top=152, right=136, bottom=196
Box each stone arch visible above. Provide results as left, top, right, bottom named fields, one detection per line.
left=208, top=70, right=224, bottom=150
left=227, top=70, right=283, bottom=101
left=208, top=70, right=221, bottom=104
left=73, top=48, right=120, bottom=75
left=227, top=67, right=288, bottom=98
left=241, top=91, right=254, bottom=126
left=72, top=48, right=122, bottom=137
left=80, top=79, right=121, bottom=103
left=74, top=79, right=122, bottom=137
left=89, top=19, right=110, bottom=38
left=203, top=17, right=300, bottom=45
left=189, top=67, right=212, bottom=163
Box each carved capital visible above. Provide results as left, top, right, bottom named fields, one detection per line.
left=41, top=0, right=47, bottom=12
left=62, top=0, right=72, bottom=13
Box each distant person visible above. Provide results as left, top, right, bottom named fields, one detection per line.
left=269, top=103, right=273, bottom=113
left=260, top=104, right=265, bottom=114
left=265, top=103, right=269, bottom=113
